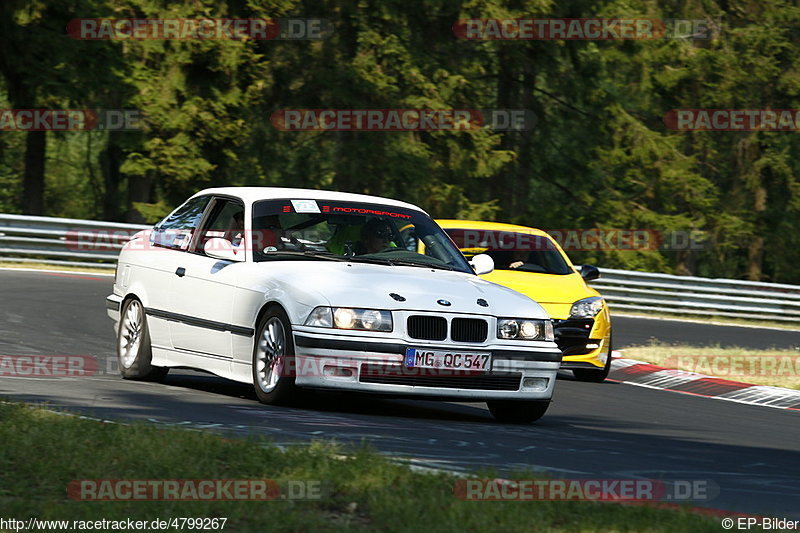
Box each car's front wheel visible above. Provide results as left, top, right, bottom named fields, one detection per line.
left=117, top=298, right=168, bottom=381
left=487, top=400, right=550, bottom=423
left=252, top=306, right=297, bottom=405
left=573, top=335, right=612, bottom=383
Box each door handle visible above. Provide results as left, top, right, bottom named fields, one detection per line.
left=175, top=267, right=186, bottom=277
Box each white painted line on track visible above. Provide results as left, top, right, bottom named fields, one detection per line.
left=0, top=266, right=114, bottom=277
left=609, top=358, right=800, bottom=412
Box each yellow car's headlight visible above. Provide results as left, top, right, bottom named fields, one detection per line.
left=569, top=297, right=604, bottom=319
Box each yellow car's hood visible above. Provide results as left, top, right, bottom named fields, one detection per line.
left=480, top=270, right=600, bottom=319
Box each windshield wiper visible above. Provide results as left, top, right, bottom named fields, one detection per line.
left=386, top=259, right=454, bottom=271
left=262, top=250, right=348, bottom=262
left=345, top=256, right=394, bottom=265
left=346, top=255, right=454, bottom=271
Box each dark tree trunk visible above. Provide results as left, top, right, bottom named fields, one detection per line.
left=735, top=133, right=766, bottom=281
left=493, top=46, right=517, bottom=215
left=747, top=235, right=765, bottom=281
left=22, top=130, right=46, bottom=215
left=747, top=186, right=767, bottom=281
left=511, top=64, right=537, bottom=218
left=125, top=175, right=153, bottom=223
left=101, top=131, right=123, bottom=220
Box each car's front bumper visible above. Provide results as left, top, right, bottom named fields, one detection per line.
left=106, top=293, right=123, bottom=329
left=291, top=327, right=561, bottom=400
left=554, top=307, right=612, bottom=370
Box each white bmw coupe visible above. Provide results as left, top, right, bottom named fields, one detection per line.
left=107, top=188, right=562, bottom=422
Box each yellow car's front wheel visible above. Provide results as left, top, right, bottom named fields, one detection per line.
left=572, top=334, right=612, bottom=383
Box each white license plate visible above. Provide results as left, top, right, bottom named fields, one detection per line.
left=404, top=348, right=491, bottom=371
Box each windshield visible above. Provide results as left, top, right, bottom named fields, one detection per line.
left=251, top=199, right=473, bottom=273
left=445, top=228, right=573, bottom=275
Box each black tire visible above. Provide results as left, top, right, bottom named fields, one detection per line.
left=487, top=400, right=550, bottom=423
left=117, top=298, right=168, bottom=382
left=252, top=306, right=298, bottom=405
left=573, top=335, right=612, bottom=383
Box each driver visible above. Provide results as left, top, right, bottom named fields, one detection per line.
left=507, top=249, right=528, bottom=269
left=230, top=211, right=245, bottom=247
left=358, top=218, right=394, bottom=254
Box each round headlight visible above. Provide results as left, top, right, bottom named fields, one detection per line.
left=333, top=308, right=357, bottom=329
left=498, top=320, right=519, bottom=338
left=519, top=320, right=541, bottom=339
left=360, top=309, right=383, bottom=330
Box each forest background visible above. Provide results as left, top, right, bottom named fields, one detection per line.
left=2, top=0, right=799, bottom=283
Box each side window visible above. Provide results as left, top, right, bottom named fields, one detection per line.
left=151, top=196, right=210, bottom=251
left=193, top=198, right=245, bottom=254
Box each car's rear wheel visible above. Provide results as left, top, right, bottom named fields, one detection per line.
left=117, top=298, right=168, bottom=381
left=573, top=335, right=612, bottom=383
left=252, top=307, right=297, bottom=405
left=487, top=400, right=550, bottom=423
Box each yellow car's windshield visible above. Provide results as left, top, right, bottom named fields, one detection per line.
left=445, top=228, right=573, bottom=275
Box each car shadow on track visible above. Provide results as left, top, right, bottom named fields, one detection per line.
left=161, top=370, right=495, bottom=423
left=156, top=368, right=623, bottom=425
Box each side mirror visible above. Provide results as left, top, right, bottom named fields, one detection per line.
left=580, top=264, right=600, bottom=281
left=470, top=253, right=495, bottom=275
left=204, top=238, right=243, bottom=262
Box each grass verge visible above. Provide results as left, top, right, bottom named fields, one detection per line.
left=619, top=343, right=800, bottom=390
left=0, top=400, right=723, bottom=532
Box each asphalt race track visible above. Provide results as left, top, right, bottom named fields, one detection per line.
left=1, top=269, right=799, bottom=518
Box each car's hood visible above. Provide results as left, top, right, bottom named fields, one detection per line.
left=246, top=260, right=549, bottom=319
left=479, top=270, right=600, bottom=319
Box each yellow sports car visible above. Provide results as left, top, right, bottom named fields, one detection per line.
left=437, top=220, right=612, bottom=382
